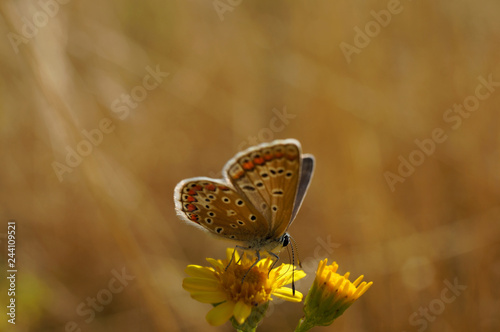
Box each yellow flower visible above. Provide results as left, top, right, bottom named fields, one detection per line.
left=296, top=259, right=373, bottom=331
left=182, top=248, right=306, bottom=327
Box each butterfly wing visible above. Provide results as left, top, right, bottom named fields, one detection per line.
left=174, top=177, right=269, bottom=242
left=223, top=139, right=307, bottom=239
left=290, top=155, right=315, bottom=223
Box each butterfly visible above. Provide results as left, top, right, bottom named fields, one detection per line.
left=174, top=138, right=314, bottom=262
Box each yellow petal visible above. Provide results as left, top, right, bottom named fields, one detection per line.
left=281, top=269, right=307, bottom=284
left=233, top=300, right=252, bottom=324
left=183, top=277, right=219, bottom=292
left=190, top=291, right=227, bottom=303
left=206, top=301, right=235, bottom=326
left=225, top=247, right=240, bottom=262
left=273, top=287, right=303, bottom=302
left=206, top=258, right=225, bottom=270
left=185, top=265, right=216, bottom=279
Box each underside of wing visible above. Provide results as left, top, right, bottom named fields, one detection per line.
left=223, top=139, right=304, bottom=237
left=174, top=177, right=269, bottom=242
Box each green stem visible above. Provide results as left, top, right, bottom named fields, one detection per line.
left=231, top=302, right=269, bottom=332
left=294, top=316, right=317, bottom=332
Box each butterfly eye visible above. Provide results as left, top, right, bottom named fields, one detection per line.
left=282, top=235, right=290, bottom=247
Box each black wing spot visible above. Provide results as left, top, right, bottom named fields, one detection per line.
left=242, top=185, right=256, bottom=191
left=272, top=190, right=284, bottom=195
left=286, top=171, right=293, bottom=177
left=230, top=224, right=238, bottom=228
left=205, top=218, right=213, bottom=224
left=237, top=220, right=245, bottom=225
left=208, top=194, right=215, bottom=199
left=236, top=199, right=244, bottom=206
left=216, top=227, right=223, bottom=234
left=208, top=212, right=215, bottom=217
left=249, top=214, right=257, bottom=221
left=278, top=168, right=284, bottom=174
left=256, top=181, right=264, bottom=187
left=222, top=197, right=230, bottom=203
left=261, top=173, right=268, bottom=178
left=270, top=169, right=276, bottom=175
left=272, top=206, right=278, bottom=212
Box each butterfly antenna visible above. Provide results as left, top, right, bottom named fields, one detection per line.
left=290, top=235, right=302, bottom=268
left=288, top=235, right=302, bottom=295
left=289, top=242, right=296, bottom=295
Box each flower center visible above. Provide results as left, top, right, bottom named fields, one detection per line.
left=219, top=260, right=273, bottom=306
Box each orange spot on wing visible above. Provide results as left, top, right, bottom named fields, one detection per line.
left=187, top=184, right=203, bottom=195
left=242, top=161, right=254, bottom=170
left=205, top=184, right=216, bottom=191
left=253, top=156, right=265, bottom=165
left=231, top=170, right=245, bottom=180
left=188, top=214, right=200, bottom=223
left=187, top=196, right=197, bottom=202
left=186, top=204, right=197, bottom=212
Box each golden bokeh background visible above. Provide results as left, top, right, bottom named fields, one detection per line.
left=1, top=1, right=499, bottom=331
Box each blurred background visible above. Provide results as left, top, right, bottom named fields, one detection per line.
left=1, top=0, right=499, bottom=331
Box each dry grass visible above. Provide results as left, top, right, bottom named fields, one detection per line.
left=1, top=1, right=499, bottom=331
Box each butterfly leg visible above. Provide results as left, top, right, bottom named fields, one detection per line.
left=241, top=250, right=261, bottom=283
left=266, top=250, right=281, bottom=276
left=225, top=245, right=250, bottom=271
